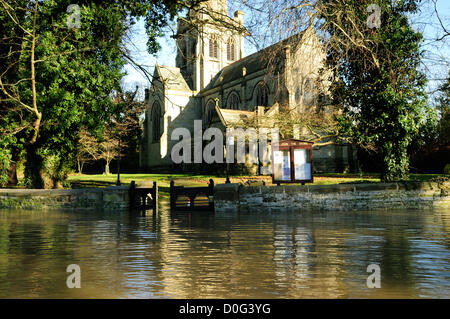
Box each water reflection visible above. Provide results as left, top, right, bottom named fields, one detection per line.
left=0, top=205, right=449, bottom=298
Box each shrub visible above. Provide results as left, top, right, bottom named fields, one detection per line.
left=444, top=164, right=450, bottom=175
left=0, top=150, right=11, bottom=187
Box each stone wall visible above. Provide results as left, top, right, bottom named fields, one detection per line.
left=214, top=181, right=450, bottom=213
left=0, top=186, right=130, bottom=211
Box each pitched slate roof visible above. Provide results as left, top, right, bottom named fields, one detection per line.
left=201, top=32, right=306, bottom=93
left=215, top=106, right=255, bottom=126
left=155, top=65, right=192, bottom=92
left=212, top=102, right=282, bottom=129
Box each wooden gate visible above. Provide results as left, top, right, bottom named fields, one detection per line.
left=170, top=179, right=214, bottom=212
left=129, top=181, right=158, bottom=211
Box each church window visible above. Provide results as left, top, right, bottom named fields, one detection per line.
left=192, top=41, right=197, bottom=58
left=303, top=78, right=314, bottom=106
left=254, top=82, right=269, bottom=108
left=226, top=91, right=240, bottom=109
left=151, top=101, right=162, bottom=143
left=316, top=93, right=326, bottom=112
left=209, top=35, right=219, bottom=59
left=204, top=99, right=216, bottom=127
left=227, top=37, right=236, bottom=61
left=295, top=87, right=301, bottom=104
left=181, top=46, right=187, bottom=66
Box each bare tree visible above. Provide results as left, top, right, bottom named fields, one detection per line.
left=97, top=86, right=146, bottom=175
left=0, top=0, right=42, bottom=145
left=76, top=128, right=101, bottom=174
left=99, top=131, right=121, bottom=176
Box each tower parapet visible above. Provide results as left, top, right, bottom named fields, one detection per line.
left=234, top=10, right=244, bottom=25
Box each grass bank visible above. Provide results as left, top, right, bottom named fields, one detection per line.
left=66, top=173, right=448, bottom=198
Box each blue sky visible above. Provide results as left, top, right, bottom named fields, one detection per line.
left=121, top=1, right=450, bottom=100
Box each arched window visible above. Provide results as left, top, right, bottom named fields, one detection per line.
left=254, top=82, right=269, bottom=108
left=295, top=86, right=301, bottom=104
left=192, top=41, right=197, bottom=58
left=226, top=91, right=240, bottom=110
left=209, top=34, right=219, bottom=59
left=151, top=101, right=162, bottom=143
left=227, top=37, right=235, bottom=61
left=317, top=93, right=326, bottom=112
left=203, top=99, right=216, bottom=127
left=181, top=46, right=187, bottom=66
left=303, top=78, right=314, bottom=106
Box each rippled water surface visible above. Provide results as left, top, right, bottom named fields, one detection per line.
left=0, top=204, right=449, bottom=298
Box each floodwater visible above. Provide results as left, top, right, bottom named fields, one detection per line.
left=0, top=204, right=449, bottom=298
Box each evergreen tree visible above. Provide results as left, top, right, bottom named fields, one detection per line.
left=321, top=0, right=429, bottom=181
left=0, top=0, right=200, bottom=188
left=437, top=71, right=450, bottom=145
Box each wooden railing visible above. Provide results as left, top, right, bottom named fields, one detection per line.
left=129, top=181, right=158, bottom=211
left=170, top=179, right=214, bottom=212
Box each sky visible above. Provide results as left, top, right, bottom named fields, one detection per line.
left=121, top=0, right=450, bottom=101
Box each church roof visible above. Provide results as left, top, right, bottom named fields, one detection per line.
left=215, top=106, right=254, bottom=127
left=212, top=102, right=282, bottom=129
left=201, top=32, right=306, bottom=93
left=155, top=65, right=192, bottom=92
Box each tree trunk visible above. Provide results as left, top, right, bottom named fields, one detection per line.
left=105, top=160, right=110, bottom=175
left=24, top=144, right=45, bottom=188
left=7, top=148, right=20, bottom=186
left=51, top=156, right=65, bottom=189
left=7, top=161, right=18, bottom=186
left=77, top=158, right=85, bottom=174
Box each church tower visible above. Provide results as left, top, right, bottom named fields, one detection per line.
left=175, top=0, right=246, bottom=91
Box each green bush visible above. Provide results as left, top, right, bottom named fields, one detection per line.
left=444, top=164, right=450, bottom=175
left=24, top=148, right=73, bottom=189
left=43, top=154, right=72, bottom=189
left=0, top=150, right=11, bottom=187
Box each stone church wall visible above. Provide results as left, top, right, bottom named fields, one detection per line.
left=140, top=2, right=358, bottom=175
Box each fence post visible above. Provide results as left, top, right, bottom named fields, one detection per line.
left=153, top=181, right=158, bottom=212
left=170, top=180, right=174, bottom=210
left=129, top=180, right=136, bottom=209
left=209, top=179, right=214, bottom=193
left=209, top=179, right=214, bottom=210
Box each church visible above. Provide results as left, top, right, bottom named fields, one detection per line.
left=140, top=0, right=357, bottom=174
